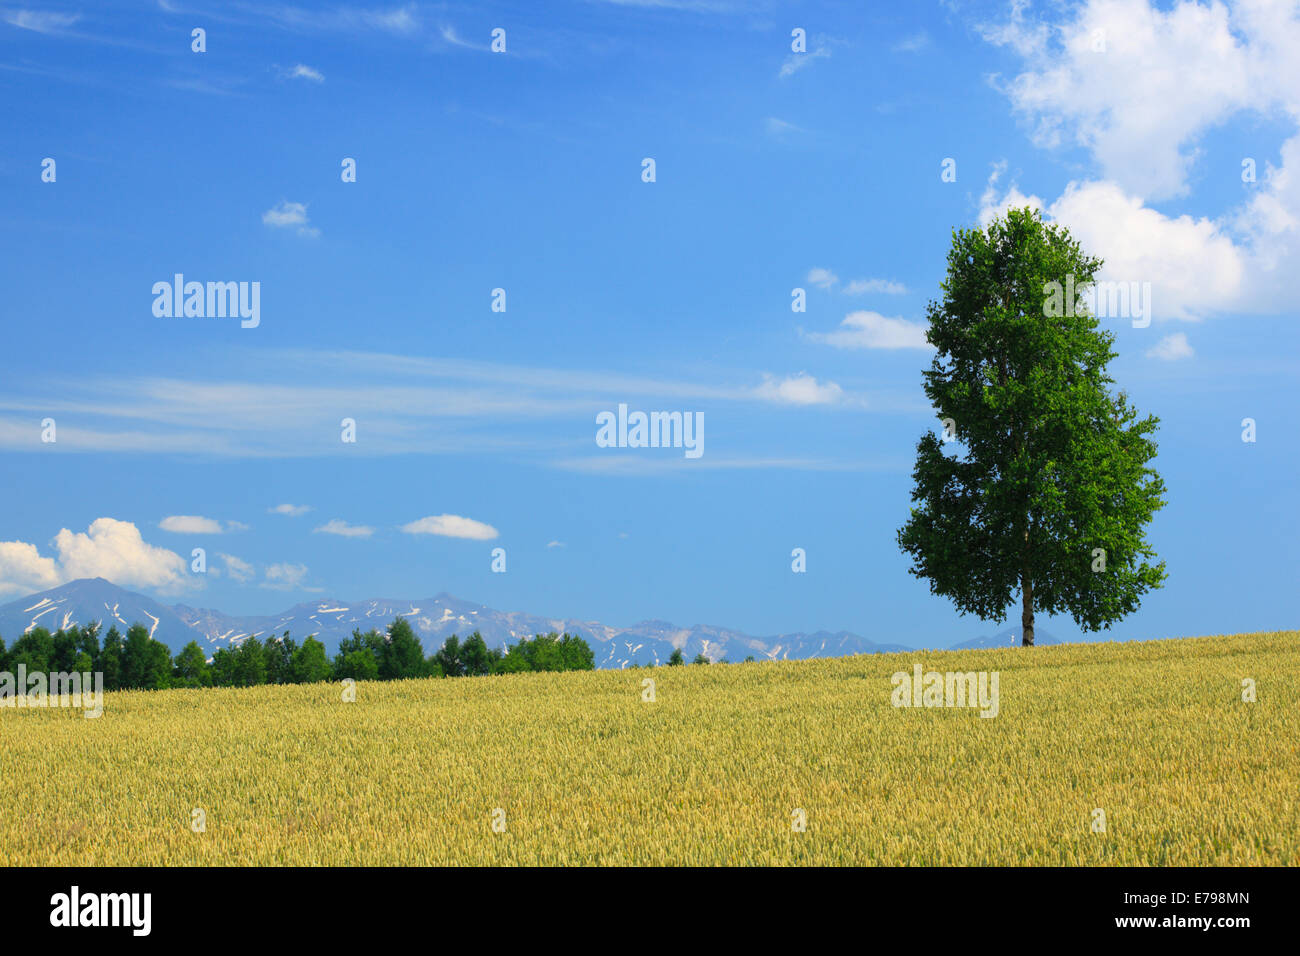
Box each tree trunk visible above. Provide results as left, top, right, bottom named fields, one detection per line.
left=1021, top=565, right=1034, bottom=647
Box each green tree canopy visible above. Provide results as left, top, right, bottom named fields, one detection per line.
left=51, top=628, right=78, bottom=672
left=122, top=624, right=154, bottom=688
left=210, top=647, right=236, bottom=687
left=558, top=634, right=595, bottom=671
left=232, top=636, right=268, bottom=687
left=172, top=641, right=210, bottom=687
left=291, top=637, right=332, bottom=683
left=263, top=632, right=298, bottom=685
left=493, top=645, right=531, bottom=674
left=459, top=632, right=493, bottom=676
left=897, top=207, right=1167, bottom=645
left=75, top=622, right=101, bottom=661
left=8, top=628, right=54, bottom=674
left=434, top=634, right=465, bottom=678
left=119, top=624, right=174, bottom=690
left=100, top=627, right=123, bottom=690
left=337, top=649, right=379, bottom=682
left=382, top=617, right=426, bottom=680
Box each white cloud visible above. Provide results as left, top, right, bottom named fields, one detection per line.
left=979, top=0, right=1049, bottom=57
left=844, top=277, right=907, bottom=295
left=314, top=518, right=374, bottom=538
left=754, top=372, right=844, bottom=406
left=2, top=9, right=79, bottom=33
left=977, top=0, right=1300, bottom=320
left=284, top=63, right=324, bottom=82
left=269, top=503, right=311, bottom=516
left=979, top=174, right=1246, bottom=321
left=977, top=160, right=1044, bottom=225
left=159, top=514, right=225, bottom=534
left=262, top=562, right=310, bottom=590
left=806, top=310, right=932, bottom=350
left=982, top=0, right=1263, bottom=201
left=1146, top=332, right=1194, bottom=361
left=261, top=201, right=308, bottom=227
left=401, top=514, right=499, bottom=540
left=0, top=541, right=61, bottom=598
left=808, top=270, right=905, bottom=297
left=1234, top=133, right=1300, bottom=312
left=54, top=519, right=190, bottom=591
left=546, top=540, right=566, bottom=549
left=806, top=267, right=838, bottom=290
left=218, top=553, right=254, bottom=584
left=1050, top=181, right=1245, bottom=320
left=779, top=45, right=830, bottom=78
left=0, top=518, right=191, bottom=597
left=261, top=200, right=320, bottom=238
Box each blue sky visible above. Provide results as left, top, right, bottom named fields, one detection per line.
left=1, top=0, right=1296, bottom=646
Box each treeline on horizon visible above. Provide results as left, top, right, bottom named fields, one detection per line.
left=0, top=616, right=610, bottom=691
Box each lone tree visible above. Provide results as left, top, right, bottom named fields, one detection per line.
left=897, top=207, right=1167, bottom=646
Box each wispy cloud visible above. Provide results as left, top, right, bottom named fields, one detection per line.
left=365, top=4, right=417, bottom=33
left=262, top=562, right=312, bottom=590
left=553, top=456, right=900, bottom=476
left=779, top=45, right=830, bottom=78
left=892, top=31, right=929, bottom=53
left=248, top=3, right=418, bottom=36
left=0, top=349, right=907, bottom=460
left=218, top=553, right=254, bottom=583
left=269, top=503, right=311, bottom=516
left=844, top=277, right=907, bottom=295
left=2, top=9, right=80, bottom=34
left=438, top=24, right=480, bottom=49
left=314, top=518, right=375, bottom=538
left=807, top=267, right=838, bottom=290
left=583, top=0, right=746, bottom=10
left=764, top=117, right=804, bottom=137
left=280, top=63, right=324, bottom=82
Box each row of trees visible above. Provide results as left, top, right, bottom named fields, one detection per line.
left=0, top=617, right=595, bottom=692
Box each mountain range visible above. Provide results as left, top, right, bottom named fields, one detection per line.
left=0, top=578, right=1056, bottom=668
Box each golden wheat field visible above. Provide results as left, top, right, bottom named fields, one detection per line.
left=1, top=631, right=1296, bottom=866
